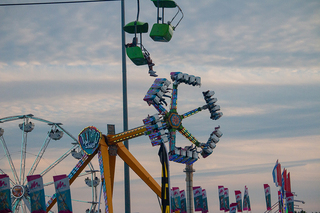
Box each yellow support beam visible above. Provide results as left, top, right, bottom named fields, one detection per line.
left=116, top=142, right=161, bottom=197
left=107, top=126, right=146, bottom=144
left=109, top=154, right=116, bottom=195
left=99, top=136, right=114, bottom=213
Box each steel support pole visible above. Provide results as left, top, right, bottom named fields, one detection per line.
left=121, top=0, right=131, bottom=212
left=184, top=164, right=195, bottom=213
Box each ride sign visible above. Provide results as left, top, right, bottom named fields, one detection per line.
left=78, top=126, right=102, bottom=155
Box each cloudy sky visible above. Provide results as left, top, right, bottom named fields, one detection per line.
left=0, top=0, right=319, bottom=212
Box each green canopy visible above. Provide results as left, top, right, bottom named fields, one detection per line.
left=123, top=21, right=149, bottom=34
left=151, top=0, right=177, bottom=8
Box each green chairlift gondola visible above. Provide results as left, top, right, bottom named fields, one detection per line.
left=124, top=21, right=149, bottom=66
left=124, top=0, right=157, bottom=77
left=150, top=0, right=184, bottom=42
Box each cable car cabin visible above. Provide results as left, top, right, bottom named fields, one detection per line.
left=124, top=21, right=149, bottom=66
left=150, top=0, right=183, bottom=42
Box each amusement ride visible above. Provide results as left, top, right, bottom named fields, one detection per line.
left=0, top=70, right=223, bottom=212
left=0, top=115, right=100, bottom=212
left=1, top=0, right=224, bottom=212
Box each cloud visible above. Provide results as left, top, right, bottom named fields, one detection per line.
left=1, top=1, right=319, bottom=69
left=0, top=2, right=122, bottom=65
left=151, top=1, right=320, bottom=68
left=1, top=0, right=320, bottom=212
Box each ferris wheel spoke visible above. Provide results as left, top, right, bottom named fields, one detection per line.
left=40, top=144, right=78, bottom=177
left=55, top=124, right=79, bottom=143
left=0, top=114, right=31, bottom=123
left=21, top=196, right=31, bottom=212
left=24, top=127, right=53, bottom=184
left=0, top=135, right=19, bottom=183
left=88, top=161, right=94, bottom=171
left=12, top=198, right=21, bottom=213
left=20, top=204, right=27, bottom=213
left=29, top=116, right=55, bottom=125
left=11, top=198, right=18, bottom=211
left=19, top=129, right=28, bottom=185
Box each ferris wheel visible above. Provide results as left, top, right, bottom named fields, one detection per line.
left=0, top=114, right=100, bottom=213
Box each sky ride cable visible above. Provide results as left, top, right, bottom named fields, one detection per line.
left=0, top=0, right=120, bottom=7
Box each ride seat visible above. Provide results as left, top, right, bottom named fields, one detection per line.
left=150, top=23, right=174, bottom=42
left=126, top=46, right=148, bottom=66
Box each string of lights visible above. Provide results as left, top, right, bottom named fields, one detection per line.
left=0, top=0, right=119, bottom=7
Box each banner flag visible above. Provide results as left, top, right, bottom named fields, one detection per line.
left=180, top=190, right=187, bottom=213
left=172, top=187, right=181, bottom=211
left=27, top=174, right=46, bottom=213
left=230, top=203, right=237, bottom=213
left=224, top=188, right=230, bottom=212
left=272, top=160, right=282, bottom=187
left=286, top=172, right=291, bottom=193
left=282, top=169, right=287, bottom=192
left=277, top=163, right=282, bottom=187
left=235, top=190, right=242, bottom=212
left=0, top=174, right=11, bottom=213
left=53, top=174, right=73, bottom=213
left=272, top=160, right=279, bottom=187
left=286, top=192, right=294, bottom=213
left=264, top=184, right=271, bottom=211
left=243, top=186, right=248, bottom=211
left=158, top=142, right=171, bottom=213
left=278, top=190, right=283, bottom=213
left=247, top=193, right=251, bottom=211
left=218, top=186, right=225, bottom=210
left=281, top=169, right=285, bottom=196
left=193, top=186, right=203, bottom=211
left=202, top=189, right=208, bottom=213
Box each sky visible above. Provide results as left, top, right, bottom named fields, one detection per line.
left=0, top=0, right=320, bottom=212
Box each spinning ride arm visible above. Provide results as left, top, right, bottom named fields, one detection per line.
left=181, top=107, right=203, bottom=119
left=106, top=126, right=146, bottom=144
left=170, top=83, right=178, bottom=111
left=178, top=127, right=201, bottom=148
